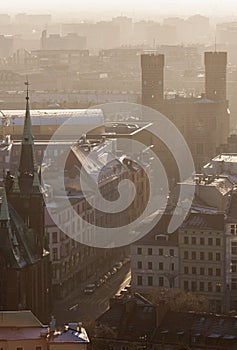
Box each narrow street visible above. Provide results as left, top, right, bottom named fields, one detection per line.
left=52, top=263, right=131, bottom=326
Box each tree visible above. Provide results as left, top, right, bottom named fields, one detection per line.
left=145, top=288, right=208, bottom=312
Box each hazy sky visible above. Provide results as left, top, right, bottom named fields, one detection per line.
left=0, top=0, right=235, bottom=17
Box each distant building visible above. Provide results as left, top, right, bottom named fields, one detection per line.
left=41, top=31, right=87, bottom=51
left=141, top=51, right=230, bottom=170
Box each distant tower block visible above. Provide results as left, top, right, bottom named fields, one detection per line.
left=141, top=53, right=164, bottom=110
left=205, top=51, right=227, bottom=101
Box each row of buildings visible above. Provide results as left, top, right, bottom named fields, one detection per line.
left=131, top=154, right=237, bottom=313
left=95, top=292, right=237, bottom=350
left=0, top=88, right=151, bottom=321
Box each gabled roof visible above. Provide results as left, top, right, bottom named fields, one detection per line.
left=0, top=310, right=43, bottom=327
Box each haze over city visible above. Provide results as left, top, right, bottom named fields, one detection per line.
left=0, top=0, right=237, bottom=18
left=2, top=1, right=237, bottom=349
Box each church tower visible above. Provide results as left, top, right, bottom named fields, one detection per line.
left=7, top=82, right=45, bottom=256
left=4, top=83, right=50, bottom=322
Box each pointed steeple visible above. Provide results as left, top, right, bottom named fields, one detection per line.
left=0, top=186, right=10, bottom=225
left=22, top=82, right=34, bottom=145
left=19, top=80, right=36, bottom=177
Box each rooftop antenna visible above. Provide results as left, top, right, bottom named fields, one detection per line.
left=214, top=36, right=217, bottom=52
left=153, top=38, right=156, bottom=50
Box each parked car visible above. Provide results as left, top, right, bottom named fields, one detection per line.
left=96, top=278, right=105, bottom=288
left=105, top=271, right=112, bottom=279
left=110, top=267, right=117, bottom=275
left=83, top=284, right=96, bottom=294
left=114, top=261, right=123, bottom=269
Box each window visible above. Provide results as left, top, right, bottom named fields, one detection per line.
left=137, top=275, right=143, bottom=286
left=231, top=224, right=237, bottom=235
left=208, top=282, right=212, bottom=292
left=148, top=276, right=153, bottom=286
left=137, top=261, right=142, bottom=269
left=208, top=252, right=213, bottom=261
left=191, top=251, right=196, bottom=260
left=53, top=248, right=58, bottom=261
left=171, top=263, right=174, bottom=271
left=159, top=277, right=164, bottom=287
left=184, top=281, right=189, bottom=290
left=169, top=249, right=174, bottom=256
left=216, top=283, right=221, bottom=292
left=232, top=242, right=237, bottom=255
left=232, top=278, right=237, bottom=290
left=137, top=247, right=142, bottom=255
left=184, top=236, right=189, bottom=244
left=148, top=261, right=152, bottom=270
left=192, top=267, right=197, bottom=275
left=184, top=266, right=189, bottom=274
left=200, top=267, right=205, bottom=275
left=200, top=282, right=204, bottom=291
left=159, top=262, right=164, bottom=270
left=200, top=237, right=205, bottom=245
left=184, top=251, right=189, bottom=259
left=208, top=237, right=213, bottom=246
left=148, top=248, right=152, bottom=255
left=159, top=248, right=163, bottom=256
left=16, top=348, right=23, bottom=350
left=36, top=347, right=42, bottom=350
left=216, top=238, right=221, bottom=246
left=200, top=252, right=204, bottom=260
left=52, top=231, right=58, bottom=244
left=208, top=268, right=213, bottom=276
left=191, top=237, right=196, bottom=245
left=216, top=268, right=221, bottom=276
left=216, top=253, right=221, bottom=261
left=232, top=260, right=237, bottom=273
left=52, top=266, right=57, bottom=279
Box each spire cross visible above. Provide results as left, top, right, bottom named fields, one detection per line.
left=24, top=79, right=30, bottom=101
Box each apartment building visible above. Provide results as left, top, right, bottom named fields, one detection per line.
left=179, top=213, right=226, bottom=313
left=131, top=215, right=179, bottom=291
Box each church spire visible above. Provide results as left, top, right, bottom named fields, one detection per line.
left=18, top=81, right=39, bottom=194
left=19, top=80, right=36, bottom=176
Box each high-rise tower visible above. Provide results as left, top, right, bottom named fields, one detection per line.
left=141, top=53, right=164, bottom=111
left=205, top=51, right=227, bottom=101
